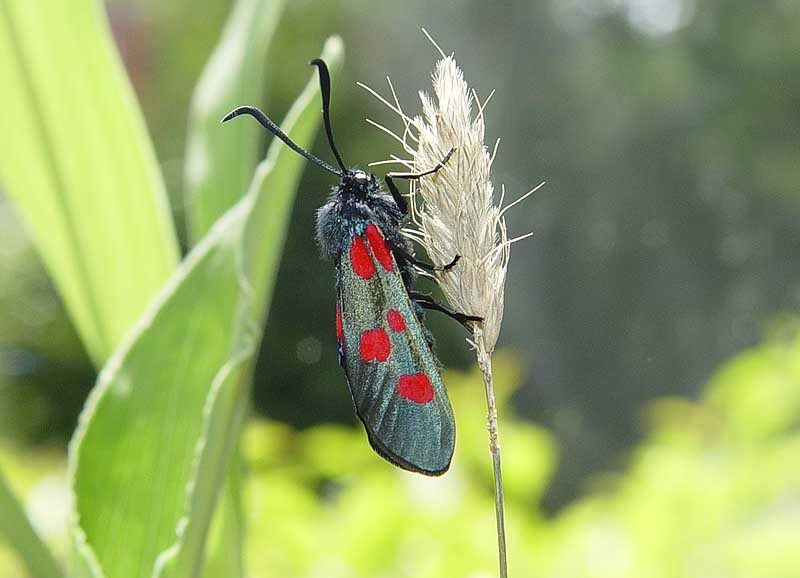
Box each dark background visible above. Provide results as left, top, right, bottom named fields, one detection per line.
left=1, top=0, right=798, bottom=511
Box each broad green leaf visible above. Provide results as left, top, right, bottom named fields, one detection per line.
left=200, top=461, right=244, bottom=578
left=0, top=0, right=179, bottom=366
left=0, top=467, right=64, bottom=578
left=68, top=37, right=344, bottom=578
left=184, top=1, right=287, bottom=573
left=185, top=0, right=288, bottom=243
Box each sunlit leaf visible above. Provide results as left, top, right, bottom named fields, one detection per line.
left=0, top=467, right=64, bottom=578
left=0, top=0, right=179, bottom=366
left=184, top=1, right=290, bottom=574
left=184, top=0, right=288, bottom=243
left=199, top=462, right=244, bottom=578
left=68, top=37, right=344, bottom=578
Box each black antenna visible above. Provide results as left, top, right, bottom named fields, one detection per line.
left=221, top=106, right=343, bottom=177
left=309, top=58, right=347, bottom=173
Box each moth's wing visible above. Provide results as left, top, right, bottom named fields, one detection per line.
left=336, top=226, right=455, bottom=475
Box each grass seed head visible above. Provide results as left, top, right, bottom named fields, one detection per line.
left=363, top=47, right=537, bottom=352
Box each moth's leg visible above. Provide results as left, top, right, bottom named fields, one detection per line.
left=409, top=291, right=483, bottom=331
left=388, top=241, right=460, bottom=272
left=384, top=148, right=456, bottom=215
left=384, top=175, right=408, bottom=214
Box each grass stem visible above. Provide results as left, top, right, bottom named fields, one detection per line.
left=475, top=325, right=508, bottom=578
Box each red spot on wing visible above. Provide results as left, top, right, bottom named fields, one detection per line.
left=365, top=224, right=393, bottom=271
left=359, top=327, right=390, bottom=362
left=396, top=373, right=434, bottom=404
left=335, top=304, right=343, bottom=344
left=350, top=235, right=375, bottom=279
left=387, top=309, right=406, bottom=332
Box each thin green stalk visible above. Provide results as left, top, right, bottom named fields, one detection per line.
left=475, top=326, right=508, bottom=578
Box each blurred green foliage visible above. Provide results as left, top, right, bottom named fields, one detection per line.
left=241, top=331, right=800, bottom=578
left=4, top=333, right=800, bottom=577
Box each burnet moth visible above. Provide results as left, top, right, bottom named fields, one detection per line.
left=223, top=59, right=481, bottom=476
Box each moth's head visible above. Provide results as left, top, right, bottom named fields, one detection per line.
left=340, top=169, right=376, bottom=200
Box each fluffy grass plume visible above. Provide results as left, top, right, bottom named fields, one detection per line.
left=361, top=30, right=542, bottom=578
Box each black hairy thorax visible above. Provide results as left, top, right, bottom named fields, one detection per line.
left=315, top=168, right=415, bottom=287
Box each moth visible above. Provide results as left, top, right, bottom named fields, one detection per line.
left=223, top=59, right=480, bottom=475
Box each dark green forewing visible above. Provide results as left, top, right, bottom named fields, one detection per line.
left=335, top=224, right=455, bottom=475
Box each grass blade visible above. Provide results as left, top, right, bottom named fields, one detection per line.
left=0, top=467, right=64, bottom=578
left=184, top=1, right=288, bottom=573
left=185, top=0, right=288, bottom=243
left=68, top=37, right=344, bottom=578
left=0, top=0, right=179, bottom=366
left=200, top=461, right=244, bottom=578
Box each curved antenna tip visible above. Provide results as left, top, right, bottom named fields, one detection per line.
left=221, top=105, right=260, bottom=124
left=219, top=104, right=342, bottom=177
